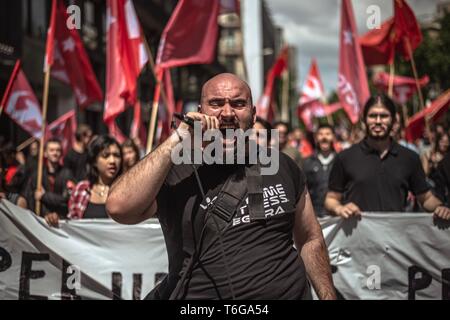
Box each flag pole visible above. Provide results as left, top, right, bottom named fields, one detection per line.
left=405, top=37, right=429, bottom=134
left=401, top=104, right=409, bottom=128
left=281, top=70, right=290, bottom=122
left=142, top=38, right=170, bottom=153
left=35, top=68, right=51, bottom=216
left=147, top=81, right=161, bottom=154
left=388, top=61, right=395, bottom=98
left=16, top=137, right=36, bottom=152
left=143, top=37, right=169, bottom=106
left=405, top=38, right=425, bottom=110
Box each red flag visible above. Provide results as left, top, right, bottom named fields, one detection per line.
left=43, top=0, right=57, bottom=72
left=104, top=0, right=148, bottom=124
left=156, top=0, right=220, bottom=70
left=373, top=72, right=429, bottom=104
left=1, top=61, right=43, bottom=139
left=338, top=0, right=370, bottom=124
left=130, top=101, right=147, bottom=149
left=44, top=0, right=103, bottom=108
left=394, top=0, right=422, bottom=60
left=46, top=110, right=77, bottom=158
left=256, top=47, right=288, bottom=121
left=299, top=58, right=324, bottom=106
left=405, top=89, right=450, bottom=142
left=359, top=18, right=396, bottom=66
left=154, top=70, right=176, bottom=145
left=298, top=102, right=342, bottom=131
left=107, top=121, right=128, bottom=144
left=175, top=100, right=184, bottom=114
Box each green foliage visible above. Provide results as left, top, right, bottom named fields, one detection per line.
left=397, top=10, right=450, bottom=97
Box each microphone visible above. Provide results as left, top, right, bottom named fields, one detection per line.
left=173, top=112, right=195, bottom=128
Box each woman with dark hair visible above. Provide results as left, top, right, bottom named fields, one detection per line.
left=68, top=135, right=122, bottom=219
left=422, top=132, right=449, bottom=177
left=121, top=139, right=140, bottom=172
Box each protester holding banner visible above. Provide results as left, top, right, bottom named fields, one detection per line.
left=24, top=138, right=74, bottom=226
left=64, top=124, right=93, bottom=182
left=325, top=95, right=450, bottom=220
left=303, top=124, right=336, bottom=217
left=107, top=73, right=336, bottom=300
left=68, top=135, right=122, bottom=220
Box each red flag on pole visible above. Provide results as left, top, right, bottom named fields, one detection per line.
left=153, top=70, right=176, bottom=145
left=44, top=0, right=103, bottom=108
left=359, top=0, right=422, bottom=65
left=394, top=0, right=422, bottom=61
left=104, top=0, right=148, bottom=125
left=405, top=89, right=450, bottom=142
left=298, top=102, right=342, bottom=131
left=338, top=0, right=370, bottom=124
left=1, top=61, right=43, bottom=139
left=299, top=58, right=324, bottom=106
left=359, top=18, right=396, bottom=66
left=256, top=47, right=288, bottom=121
left=46, top=110, right=77, bottom=158
left=43, top=0, right=57, bottom=72
left=373, top=71, right=429, bottom=104
left=155, top=0, right=220, bottom=70
left=130, top=100, right=147, bottom=148
left=149, top=0, right=220, bottom=149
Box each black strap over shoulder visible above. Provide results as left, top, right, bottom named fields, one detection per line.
left=246, top=164, right=266, bottom=221
left=171, top=163, right=265, bottom=300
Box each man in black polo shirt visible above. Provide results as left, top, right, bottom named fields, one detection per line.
left=325, top=95, right=450, bottom=220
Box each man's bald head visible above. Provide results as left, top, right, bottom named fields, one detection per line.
left=201, top=73, right=253, bottom=106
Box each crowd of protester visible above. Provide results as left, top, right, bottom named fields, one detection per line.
left=1, top=105, right=449, bottom=225
left=0, top=125, right=143, bottom=226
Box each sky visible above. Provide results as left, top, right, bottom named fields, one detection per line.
left=265, top=0, right=443, bottom=96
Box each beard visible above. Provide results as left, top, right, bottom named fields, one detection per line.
left=318, top=140, right=333, bottom=152
left=366, top=123, right=394, bottom=140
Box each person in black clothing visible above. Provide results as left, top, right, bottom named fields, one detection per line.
left=325, top=95, right=450, bottom=220
left=24, top=138, right=75, bottom=226
left=24, top=139, right=39, bottom=177
left=107, top=73, right=336, bottom=300
left=303, top=124, right=336, bottom=217
left=64, top=124, right=93, bottom=182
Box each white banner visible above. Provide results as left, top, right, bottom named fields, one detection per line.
left=320, top=213, right=450, bottom=300
left=0, top=200, right=167, bottom=300
left=1, top=200, right=449, bottom=300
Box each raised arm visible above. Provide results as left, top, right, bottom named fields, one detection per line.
left=106, top=133, right=178, bottom=224
left=106, top=112, right=219, bottom=224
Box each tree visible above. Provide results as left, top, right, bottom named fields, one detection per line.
left=397, top=9, right=450, bottom=100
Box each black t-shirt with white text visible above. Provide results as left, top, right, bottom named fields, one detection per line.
left=156, top=152, right=308, bottom=299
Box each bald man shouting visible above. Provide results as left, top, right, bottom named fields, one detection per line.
left=106, top=73, right=336, bottom=300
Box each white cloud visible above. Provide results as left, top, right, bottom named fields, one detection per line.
left=266, top=0, right=441, bottom=95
